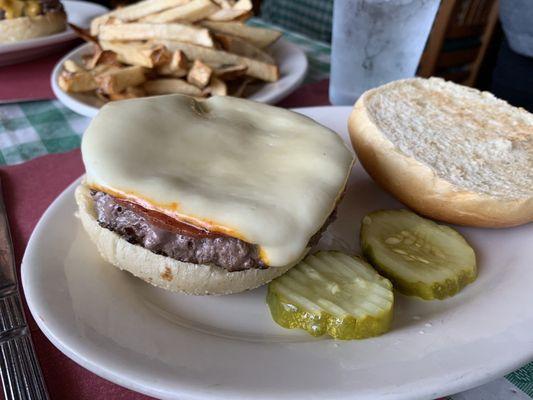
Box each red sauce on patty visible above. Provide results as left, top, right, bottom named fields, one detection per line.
left=114, top=198, right=223, bottom=239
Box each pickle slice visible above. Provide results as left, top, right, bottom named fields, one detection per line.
left=360, top=209, right=477, bottom=300
left=267, top=251, right=394, bottom=340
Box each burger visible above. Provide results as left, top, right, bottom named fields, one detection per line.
left=76, top=94, right=355, bottom=295
left=0, top=0, right=66, bottom=43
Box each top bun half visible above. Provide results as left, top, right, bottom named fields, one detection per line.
left=348, top=77, right=533, bottom=228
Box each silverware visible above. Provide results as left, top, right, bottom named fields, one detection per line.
left=0, top=177, right=49, bottom=400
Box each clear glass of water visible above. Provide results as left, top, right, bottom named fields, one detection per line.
left=329, top=0, right=441, bottom=105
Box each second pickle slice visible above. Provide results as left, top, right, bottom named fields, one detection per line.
left=267, top=251, right=394, bottom=340
left=360, top=209, right=477, bottom=300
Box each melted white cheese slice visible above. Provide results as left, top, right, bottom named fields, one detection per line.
left=82, top=95, right=354, bottom=267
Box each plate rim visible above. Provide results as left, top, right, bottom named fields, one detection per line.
left=21, top=106, right=533, bottom=400
left=51, top=39, right=308, bottom=118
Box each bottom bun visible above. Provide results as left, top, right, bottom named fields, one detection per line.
left=0, top=11, right=67, bottom=43
left=75, top=184, right=301, bottom=295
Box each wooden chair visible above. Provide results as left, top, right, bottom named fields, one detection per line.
left=418, top=0, right=499, bottom=86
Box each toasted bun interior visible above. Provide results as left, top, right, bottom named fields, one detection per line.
left=0, top=11, right=67, bottom=43
left=75, top=184, right=301, bottom=295
left=348, top=77, right=533, bottom=228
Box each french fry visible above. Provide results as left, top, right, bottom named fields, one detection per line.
left=95, top=88, right=110, bottom=102
left=83, top=46, right=102, bottom=69
left=187, top=59, right=212, bottom=88
left=82, top=53, right=94, bottom=68
left=62, top=65, right=118, bottom=98
left=108, top=85, right=147, bottom=100
left=90, top=0, right=191, bottom=34
left=98, top=23, right=214, bottom=48
left=95, top=66, right=147, bottom=94
left=233, top=0, right=252, bottom=10
left=204, top=76, right=227, bottom=96
left=58, top=70, right=98, bottom=92
left=235, top=11, right=252, bottom=21
left=157, top=66, right=188, bottom=78
left=215, top=33, right=274, bottom=63
left=141, top=0, right=219, bottom=23
left=98, top=50, right=120, bottom=65
left=200, top=21, right=281, bottom=48
left=161, top=40, right=279, bottom=82
left=143, top=79, right=203, bottom=96
left=212, top=64, right=247, bottom=80
left=85, top=48, right=120, bottom=70
left=212, top=0, right=233, bottom=8
left=90, top=15, right=122, bottom=36
left=207, top=8, right=249, bottom=21
left=89, top=64, right=121, bottom=76
left=69, top=23, right=99, bottom=45
left=157, top=50, right=188, bottom=77
left=100, top=41, right=170, bottom=68
left=63, top=59, right=85, bottom=73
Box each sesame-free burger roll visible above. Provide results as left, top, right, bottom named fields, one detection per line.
left=77, top=95, right=355, bottom=295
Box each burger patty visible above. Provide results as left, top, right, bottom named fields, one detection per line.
left=91, top=190, right=336, bottom=272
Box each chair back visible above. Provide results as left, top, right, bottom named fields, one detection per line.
left=418, top=0, right=499, bottom=86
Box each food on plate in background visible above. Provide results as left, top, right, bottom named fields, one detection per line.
left=57, top=0, right=283, bottom=101
left=0, top=0, right=66, bottom=43
left=75, top=94, right=355, bottom=295
left=267, top=251, right=394, bottom=340
left=360, top=209, right=477, bottom=300
left=348, top=77, right=533, bottom=228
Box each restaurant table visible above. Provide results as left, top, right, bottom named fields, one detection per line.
left=0, top=18, right=532, bottom=400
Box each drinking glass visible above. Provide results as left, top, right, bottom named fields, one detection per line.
left=329, top=0, right=441, bottom=105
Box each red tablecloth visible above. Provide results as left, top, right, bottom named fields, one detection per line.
left=0, top=42, right=81, bottom=103
left=0, top=81, right=330, bottom=399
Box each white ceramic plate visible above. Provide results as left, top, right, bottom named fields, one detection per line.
left=51, top=39, right=308, bottom=117
left=22, top=107, right=533, bottom=400
left=0, top=1, right=108, bottom=66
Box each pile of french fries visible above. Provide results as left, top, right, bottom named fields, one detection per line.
left=58, top=0, right=282, bottom=101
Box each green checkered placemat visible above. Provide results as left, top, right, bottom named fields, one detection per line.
left=0, top=17, right=532, bottom=400
left=259, top=0, right=333, bottom=43
left=0, top=100, right=87, bottom=166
